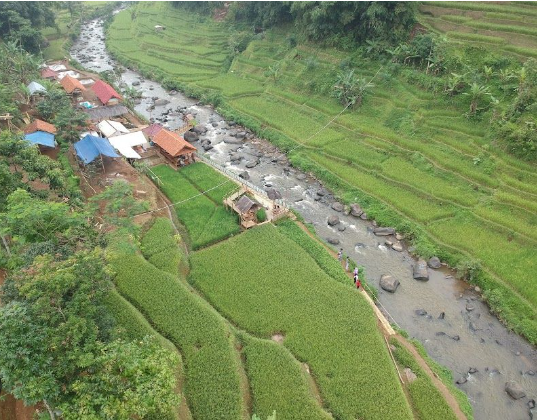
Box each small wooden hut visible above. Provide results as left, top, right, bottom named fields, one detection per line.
left=152, top=129, right=196, bottom=167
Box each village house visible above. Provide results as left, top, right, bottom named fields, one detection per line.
left=40, top=68, right=58, bottom=80
left=60, top=75, right=86, bottom=95
left=92, top=80, right=122, bottom=106
left=151, top=129, right=196, bottom=167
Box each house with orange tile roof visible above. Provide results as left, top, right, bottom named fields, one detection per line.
left=60, top=75, right=86, bottom=94
left=24, top=119, right=57, bottom=135
left=152, top=129, right=196, bottom=167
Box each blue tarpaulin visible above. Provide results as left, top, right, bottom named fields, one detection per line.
left=24, top=131, right=55, bottom=148
left=74, top=134, right=120, bottom=164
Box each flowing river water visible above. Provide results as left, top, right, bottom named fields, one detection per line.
left=71, top=17, right=536, bottom=420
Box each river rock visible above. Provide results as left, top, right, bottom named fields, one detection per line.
left=132, top=80, right=140, bottom=86
left=154, top=98, right=170, bottom=106
left=403, top=368, right=417, bottom=383
left=327, top=238, right=340, bottom=245
left=413, top=259, right=429, bottom=281
left=317, top=188, right=328, bottom=197
left=392, top=242, right=403, bottom=252
left=466, top=303, right=475, bottom=312
left=338, top=225, right=346, bottom=232
left=202, top=143, right=213, bottom=151
left=380, top=274, right=400, bottom=293
left=236, top=131, right=246, bottom=139
left=428, top=256, right=442, bottom=269
left=331, top=202, right=344, bottom=212
left=438, top=312, right=445, bottom=319
left=469, top=367, right=478, bottom=374
left=245, top=159, right=259, bottom=168
left=223, top=137, right=243, bottom=145
left=360, top=212, right=368, bottom=220
left=184, top=131, right=199, bottom=142
left=529, top=399, right=536, bottom=409
left=296, top=173, right=307, bottom=181
left=505, top=381, right=526, bottom=399
left=373, top=227, right=396, bottom=236
left=239, top=171, right=250, bottom=180
left=456, top=376, right=467, bottom=385
left=385, top=240, right=393, bottom=247
left=327, top=215, right=340, bottom=226
left=230, top=153, right=242, bottom=162
left=395, top=233, right=404, bottom=241
left=265, top=188, right=282, bottom=200
left=415, top=309, right=427, bottom=316
left=193, top=125, right=207, bottom=134
left=350, top=203, right=363, bottom=217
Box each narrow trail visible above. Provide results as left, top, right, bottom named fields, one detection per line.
left=292, top=220, right=468, bottom=420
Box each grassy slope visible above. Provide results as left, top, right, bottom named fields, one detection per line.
left=149, top=164, right=240, bottom=250
left=190, top=224, right=414, bottom=420
left=107, top=2, right=537, bottom=343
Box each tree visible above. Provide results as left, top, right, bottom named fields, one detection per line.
left=53, top=107, right=88, bottom=144
left=463, top=82, right=491, bottom=115
left=333, top=69, right=374, bottom=107
left=37, top=89, right=71, bottom=120
left=60, top=338, right=180, bottom=420
left=90, top=180, right=149, bottom=232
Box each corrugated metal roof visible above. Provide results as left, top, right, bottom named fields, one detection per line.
left=235, top=195, right=258, bottom=214
left=24, top=131, right=55, bottom=148
left=109, top=131, right=149, bottom=159
left=97, top=120, right=129, bottom=138
left=83, top=105, right=129, bottom=121
left=27, top=82, right=46, bottom=95
left=74, top=134, right=120, bottom=164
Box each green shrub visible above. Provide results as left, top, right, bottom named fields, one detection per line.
left=256, top=208, right=267, bottom=222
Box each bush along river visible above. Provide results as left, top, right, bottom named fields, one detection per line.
left=71, top=17, right=537, bottom=420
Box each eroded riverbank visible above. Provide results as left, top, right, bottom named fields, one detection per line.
left=71, top=17, right=536, bottom=420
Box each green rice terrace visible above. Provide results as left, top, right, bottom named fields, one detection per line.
left=107, top=1, right=537, bottom=344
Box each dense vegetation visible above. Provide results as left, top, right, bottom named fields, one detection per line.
left=108, top=2, right=537, bottom=344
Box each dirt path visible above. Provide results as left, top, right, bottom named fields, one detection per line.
left=393, top=335, right=467, bottom=420
left=292, top=220, right=467, bottom=420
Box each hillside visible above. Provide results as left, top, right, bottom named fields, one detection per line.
left=107, top=2, right=537, bottom=343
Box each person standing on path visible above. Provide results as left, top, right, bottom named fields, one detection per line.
left=353, top=266, right=359, bottom=277
left=337, top=249, right=343, bottom=262
left=354, top=273, right=361, bottom=289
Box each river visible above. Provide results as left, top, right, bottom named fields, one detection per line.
left=71, top=16, right=536, bottom=420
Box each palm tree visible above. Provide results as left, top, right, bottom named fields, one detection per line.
left=463, top=82, right=491, bottom=115
left=333, top=70, right=375, bottom=108
left=444, top=72, right=466, bottom=97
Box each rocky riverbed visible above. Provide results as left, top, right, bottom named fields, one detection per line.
left=71, top=17, right=537, bottom=420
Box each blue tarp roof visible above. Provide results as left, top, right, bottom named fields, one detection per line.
left=27, top=81, right=46, bottom=95
left=74, top=134, right=120, bottom=164
left=24, top=131, right=55, bottom=148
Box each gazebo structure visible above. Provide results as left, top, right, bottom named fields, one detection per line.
left=152, top=129, right=196, bottom=167
left=234, top=194, right=263, bottom=229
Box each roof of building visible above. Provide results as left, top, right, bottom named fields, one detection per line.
left=74, top=134, right=120, bottom=164
left=57, top=70, right=80, bottom=80
left=83, top=104, right=129, bottom=121
left=27, top=81, right=47, bottom=95
left=41, top=68, right=58, bottom=79
left=109, top=131, right=149, bottom=159
left=142, top=123, right=164, bottom=138
left=24, top=131, right=56, bottom=148
left=97, top=120, right=129, bottom=138
left=92, top=80, right=122, bottom=105
left=60, top=75, right=86, bottom=93
left=24, top=119, right=57, bottom=135
left=48, top=64, right=67, bottom=72
left=235, top=195, right=260, bottom=214
left=152, top=129, right=196, bottom=157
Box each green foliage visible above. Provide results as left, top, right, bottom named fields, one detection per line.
left=190, top=225, right=413, bottom=420
left=140, top=218, right=183, bottom=275
left=108, top=239, right=244, bottom=420
left=389, top=339, right=458, bottom=420
left=243, top=336, right=329, bottom=420
left=58, top=337, right=180, bottom=420
left=150, top=164, right=240, bottom=249
left=256, top=208, right=266, bottom=223
left=90, top=180, right=149, bottom=232
left=332, top=69, right=374, bottom=107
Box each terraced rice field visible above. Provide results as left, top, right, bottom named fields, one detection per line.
left=419, top=1, right=537, bottom=59
left=108, top=2, right=537, bottom=341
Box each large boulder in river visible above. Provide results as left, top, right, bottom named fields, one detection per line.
left=265, top=188, right=282, bottom=200
left=154, top=98, right=170, bottom=106
left=505, top=381, right=526, bottom=400
left=223, top=137, right=243, bottom=145
left=428, top=256, right=442, bottom=269
left=350, top=203, right=363, bottom=217
left=184, top=131, right=199, bottom=142
left=373, top=227, right=396, bottom=236
left=331, top=202, right=344, bottom=212
left=413, top=259, right=429, bottom=281
left=193, top=125, right=207, bottom=134
left=380, top=274, right=399, bottom=293
left=327, top=215, right=340, bottom=226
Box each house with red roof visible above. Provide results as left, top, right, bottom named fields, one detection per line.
left=60, top=75, right=86, bottom=94
left=24, top=119, right=57, bottom=135
left=41, top=68, right=58, bottom=80
left=92, top=80, right=122, bottom=105
left=152, top=129, right=196, bottom=167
